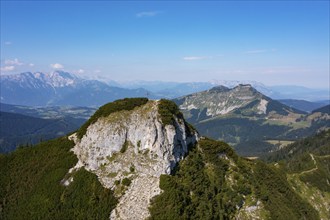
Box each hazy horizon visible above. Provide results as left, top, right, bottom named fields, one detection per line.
left=1, top=1, right=329, bottom=89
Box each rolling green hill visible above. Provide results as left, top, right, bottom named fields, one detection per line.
left=312, top=104, right=330, bottom=114
left=0, top=111, right=82, bottom=153
left=278, top=99, right=326, bottom=113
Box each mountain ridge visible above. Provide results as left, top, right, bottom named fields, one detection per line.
left=278, top=99, right=328, bottom=113
left=0, top=71, right=157, bottom=106
left=2, top=72, right=329, bottom=106
left=173, top=84, right=329, bottom=156
left=174, top=84, right=304, bottom=123
left=1, top=98, right=325, bottom=220
left=113, top=79, right=329, bottom=101
left=312, top=104, right=330, bottom=114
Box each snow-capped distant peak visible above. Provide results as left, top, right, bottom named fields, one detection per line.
left=47, top=71, right=80, bottom=87
left=0, top=71, right=82, bottom=89
left=50, top=71, right=78, bottom=80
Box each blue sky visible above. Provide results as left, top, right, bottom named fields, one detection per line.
left=1, top=1, right=329, bottom=88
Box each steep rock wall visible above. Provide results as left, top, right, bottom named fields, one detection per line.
left=69, top=100, right=198, bottom=219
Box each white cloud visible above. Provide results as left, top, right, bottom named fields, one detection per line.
left=1, top=66, right=15, bottom=72
left=5, top=58, right=23, bottom=66
left=29, top=63, right=35, bottom=67
left=50, top=63, right=64, bottom=69
left=94, top=69, right=101, bottom=74
left=5, top=41, right=12, bottom=45
left=136, top=11, right=161, bottom=18
left=183, top=56, right=210, bottom=61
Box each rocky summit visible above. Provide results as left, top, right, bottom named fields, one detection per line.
left=1, top=98, right=327, bottom=220
left=172, top=84, right=330, bottom=156
left=68, top=98, right=198, bottom=219
left=174, top=84, right=303, bottom=123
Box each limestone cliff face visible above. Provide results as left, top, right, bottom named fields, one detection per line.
left=69, top=100, right=199, bottom=220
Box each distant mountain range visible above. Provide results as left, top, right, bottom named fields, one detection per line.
left=0, top=71, right=158, bottom=106
left=1, top=72, right=329, bottom=107
left=173, top=84, right=330, bottom=156
left=117, top=79, right=329, bottom=101
left=1, top=71, right=329, bottom=155
left=278, top=99, right=329, bottom=113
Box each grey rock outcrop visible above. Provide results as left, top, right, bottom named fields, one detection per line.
left=69, top=100, right=198, bottom=219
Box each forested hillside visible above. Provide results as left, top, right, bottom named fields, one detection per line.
left=262, top=130, right=330, bottom=219
left=0, top=111, right=83, bottom=153
left=263, top=130, right=330, bottom=191
left=149, top=138, right=319, bottom=220
left=0, top=137, right=117, bottom=219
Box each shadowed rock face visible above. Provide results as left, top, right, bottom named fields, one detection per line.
left=69, top=100, right=199, bottom=220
